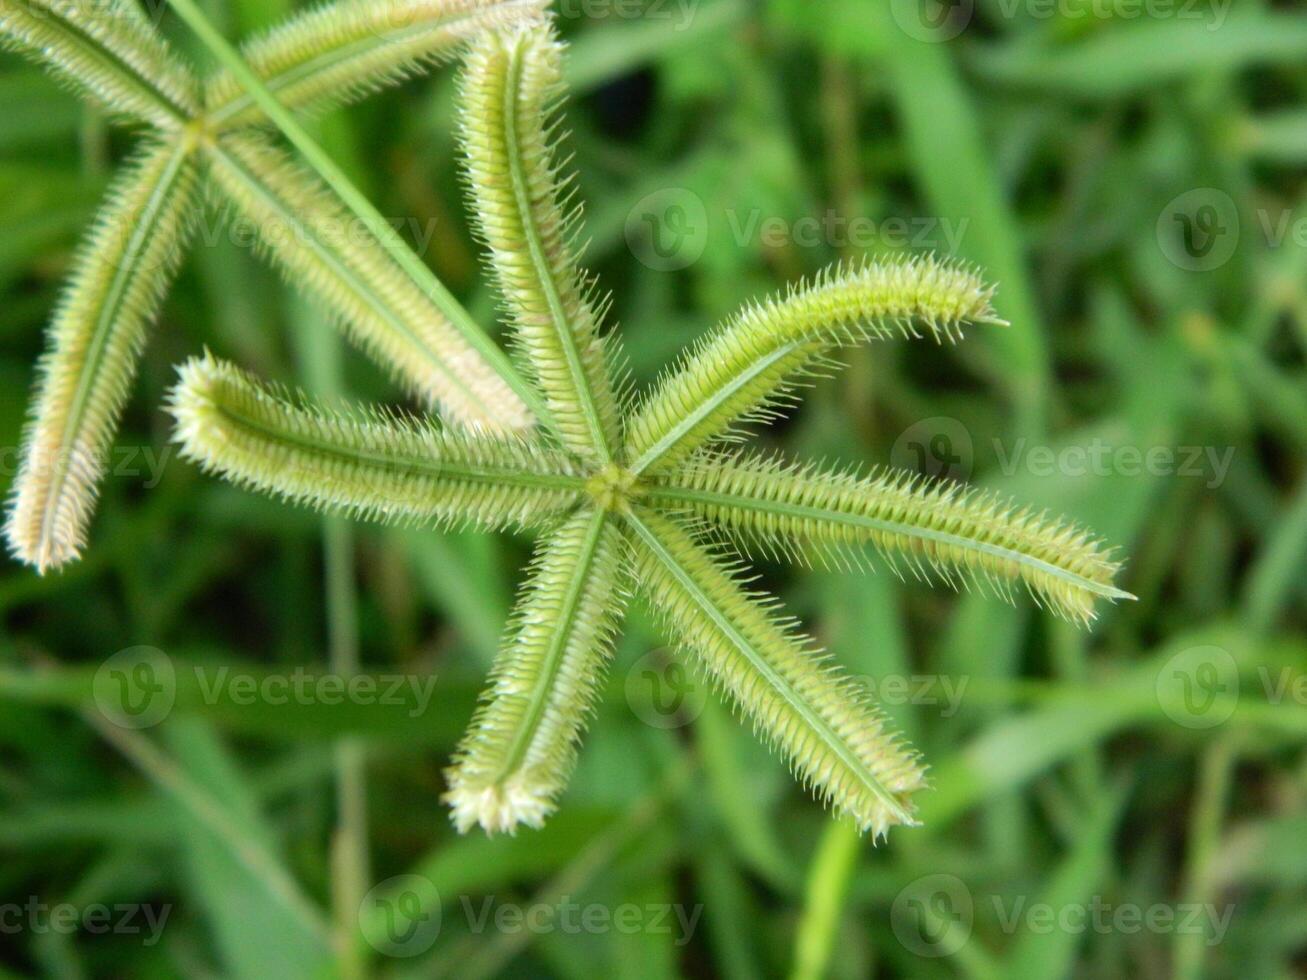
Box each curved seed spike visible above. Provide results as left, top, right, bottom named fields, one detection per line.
left=205, top=0, right=548, bottom=130
left=445, top=507, right=628, bottom=834
left=626, top=508, right=926, bottom=839
left=168, top=353, right=584, bottom=531
left=648, top=452, right=1134, bottom=625
left=0, top=0, right=199, bottom=127
left=203, top=133, right=533, bottom=433
left=458, top=23, right=620, bottom=460
left=625, top=255, right=1003, bottom=475
left=6, top=137, right=198, bottom=573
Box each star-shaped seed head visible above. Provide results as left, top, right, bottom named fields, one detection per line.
left=166, top=20, right=1132, bottom=837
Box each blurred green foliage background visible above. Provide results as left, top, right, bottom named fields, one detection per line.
left=2, top=0, right=1307, bottom=977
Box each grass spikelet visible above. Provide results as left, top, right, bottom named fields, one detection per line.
left=0, top=0, right=199, bottom=127
left=444, top=508, right=628, bottom=834
left=626, top=508, right=927, bottom=837
left=6, top=137, right=198, bottom=573
left=204, top=133, right=533, bottom=433
left=205, top=0, right=549, bottom=129
left=458, top=23, right=621, bottom=460
left=650, top=452, right=1134, bottom=625
left=168, top=353, right=584, bottom=532
left=625, top=256, right=1003, bottom=475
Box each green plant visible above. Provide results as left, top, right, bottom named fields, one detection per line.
left=1, top=0, right=548, bottom=573
left=168, top=20, right=1131, bottom=837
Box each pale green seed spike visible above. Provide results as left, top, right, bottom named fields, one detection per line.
left=625, top=256, right=1003, bottom=476
left=5, top=137, right=198, bottom=574
left=458, top=23, right=621, bottom=461
left=204, top=0, right=548, bottom=130
left=203, top=133, right=533, bottom=434
left=0, top=0, right=199, bottom=128
left=625, top=508, right=927, bottom=838
left=649, top=452, right=1135, bottom=626
left=444, top=507, right=628, bottom=834
left=168, top=353, right=586, bottom=532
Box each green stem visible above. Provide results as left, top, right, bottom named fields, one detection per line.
left=292, top=294, right=369, bottom=980
left=165, top=0, right=553, bottom=432
left=789, top=820, right=861, bottom=980
left=326, top=516, right=369, bottom=980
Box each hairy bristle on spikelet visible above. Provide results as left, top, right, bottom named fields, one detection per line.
left=444, top=507, right=627, bottom=834
left=203, top=133, right=533, bottom=433
left=6, top=138, right=198, bottom=573
left=625, top=255, right=1003, bottom=476
left=205, top=0, right=549, bottom=129
left=625, top=508, right=926, bottom=838
left=0, top=0, right=199, bottom=127
left=648, top=452, right=1134, bottom=625
left=168, top=353, right=584, bottom=531
left=458, top=24, right=621, bottom=461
